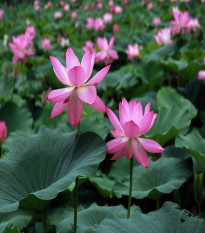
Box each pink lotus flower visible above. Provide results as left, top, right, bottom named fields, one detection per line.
left=54, top=11, right=62, bottom=19
left=152, top=17, right=161, bottom=25
left=71, top=11, right=77, bottom=20
left=42, top=38, right=52, bottom=51
left=82, top=41, right=95, bottom=54
left=103, top=12, right=113, bottom=24
left=113, top=23, right=119, bottom=34
left=155, top=28, right=173, bottom=45
left=106, top=98, right=165, bottom=167
left=170, top=11, right=190, bottom=34
left=25, top=26, right=36, bottom=45
left=126, top=43, right=142, bottom=60
left=96, top=36, right=118, bottom=65
left=0, top=10, right=4, bottom=20
left=64, top=4, right=70, bottom=11
left=44, top=1, right=52, bottom=9
left=94, top=18, right=105, bottom=32
left=110, top=5, right=122, bottom=14
left=85, top=17, right=95, bottom=30
left=198, top=57, right=205, bottom=85
left=8, top=33, right=35, bottom=64
left=187, top=17, right=200, bottom=35
left=0, top=121, right=7, bottom=144
left=48, top=48, right=110, bottom=126
left=34, top=0, right=40, bottom=10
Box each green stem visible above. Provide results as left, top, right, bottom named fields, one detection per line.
left=33, top=213, right=36, bottom=233
left=43, top=209, right=47, bottom=233
left=173, top=189, right=182, bottom=209
left=156, top=199, right=160, bottom=210
left=127, top=157, right=133, bottom=219
left=77, top=122, right=80, bottom=135
left=21, top=61, right=26, bottom=95
left=74, top=176, right=79, bottom=233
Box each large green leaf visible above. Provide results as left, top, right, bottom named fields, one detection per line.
left=73, top=202, right=205, bottom=233
left=145, top=106, right=191, bottom=146
left=0, top=127, right=107, bottom=213
left=56, top=204, right=140, bottom=233
left=113, top=157, right=192, bottom=200
left=157, top=87, right=197, bottom=118
left=175, top=129, right=205, bottom=174
left=0, top=210, right=32, bottom=233
left=0, top=102, right=33, bottom=135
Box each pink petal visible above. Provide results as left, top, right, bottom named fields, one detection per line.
left=124, top=140, right=133, bottom=159
left=12, top=55, right=19, bottom=64
left=48, top=87, right=74, bottom=103
left=138, top=111, right=155, bottom=136
left=108, top=36, right=114, bottom=49
left=89, top=96, right=106, bottom=113
left=68, top=66, right=86, bottom=87
left=148, top=113, right=157, bottom=131
left=67, top=91, right=83, bottom=126
left=111, top=129, right=124, bottom=138
left=122, top=121, right=139, bottom=139
left=132, top=140, right=149, bottom=168
left=138, top=138, right=165, bottom=153
left=106, top=137, right=128, bottom=154
left=66, top=48, right=80, bottom=70
left=77, top=86, right=96, bottom=104
left=109, top=50, right=118, bottom=59
left=50, top=56, right=69, bottom=85
left=81, top=50, right=94, bottom=80
left=86, top=65, right=111, bottom=85
left=50, top=102, right=68, bottom=119
left=107, top=108, right=122, bottom=130
left=111, top=150, right=124, bottom=160
left=144, top=102, right=151, bottom=115
left=119, top=98, right=130, bottom=124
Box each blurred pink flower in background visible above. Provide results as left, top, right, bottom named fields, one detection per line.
left=113, top=23, right=119, bottom=35
left=71, top=11, right=77, bottom=20
left=198, top=57, right=205, bottom=85
left=0, top=10, right=4, bottom=20
left=147, top=2, right=153, bottom=10
left=0, top=122, right=7, bottom=144
left=94, top=18, right=105, bottom=31
left=110, top=5, right=122, bottom=14
left=155, top=28, right=173, bottom=45
left=64, top=4, right=70, bottom=11
left=152, top=17, right=161, bottom=26
left=106, top=98, right=165, bottom=168
left=25, top=26, right=36, bottom=43
left=126, top=43, right=143, bottom=60
left=123, top=0, right=129, bottom=5
left=82, top=41, right=96, bottom=54
left=26, top=19, right=31, bottom=25
left=108, top=0, right=114, bottom=7
left=86, top=17, right=95, bottom=30
left=48, top=48, right=110, bottom=126
left=44, top=1, right=52, bottom=9
left=96, top=36, right=118, bottom=65
left=42, top=38, right=52, bottom=51
left=103, top=12, right=113, bottom=23
left=8, top=33, right=35, bottom=64
left=187, top=18, right=200, bottom=35
left=33, top=0, right=40, bottom=10
left=170, top=11, right=190, bottom=34
left=54, top=11, right=62, bottom=19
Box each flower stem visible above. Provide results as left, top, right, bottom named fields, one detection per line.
left=127, top=157, right=133, bottom=219
left=74, top=176, right=79, bottom=233
left=42, top=209, right=47, bottom=233
left=21, top=61, right=26, bottom=95
left=74, top=122, right=80, bottom=233
left=77, top=122, right=80, bottom=135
